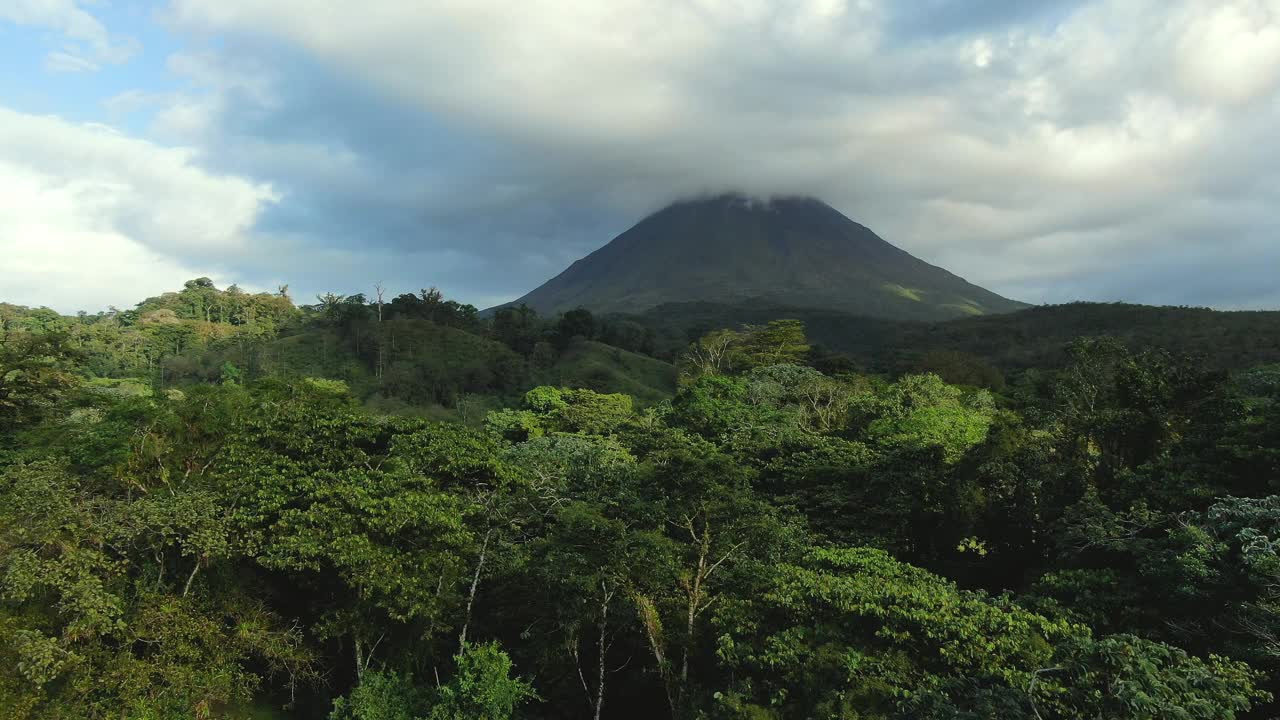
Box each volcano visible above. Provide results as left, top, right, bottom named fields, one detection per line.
left=504, top=194, right=1027, bottom=321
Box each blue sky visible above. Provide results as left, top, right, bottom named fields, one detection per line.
left=2, top=2, right=170, bottom=120
left=3, top=0, right=1280, bottom=314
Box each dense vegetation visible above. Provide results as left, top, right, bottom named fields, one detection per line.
left=629, top=300, right=1280, bottom=375
left=0, top=281, right=672, bottom=421
left=5, top=280, right=1280, bottom=719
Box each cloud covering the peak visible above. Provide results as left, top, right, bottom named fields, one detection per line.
left=4, top=0, right=1280, bottom=311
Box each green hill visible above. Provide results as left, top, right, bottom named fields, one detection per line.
left=261, top=322, right=677, bottom=410
left=628, top=300, right=1280, bottom=373
left=539, top=339, right=676, bottom=406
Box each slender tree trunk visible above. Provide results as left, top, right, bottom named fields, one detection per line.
left=574, top=633, right=592, bottom=712
left=595, top=591, right=608, bottom=720
left=574, top=581, right=615, bottom=719
left=636, top=595, right=676, bottom=716
left=182, top=558, right=201, bottom=597
left=679, top=522, right=710, bottom=708
left=353, top=633, right=384, bottom=684
left=459, top=528, right=492, bottom=648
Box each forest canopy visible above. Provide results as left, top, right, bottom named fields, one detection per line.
left=4, top=281, right=1280, bottom=719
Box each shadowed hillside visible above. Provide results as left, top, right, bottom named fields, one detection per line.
left=626, top=300, right=1280, bottom=373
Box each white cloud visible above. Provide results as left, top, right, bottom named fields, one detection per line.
left=1176, top=0, right=1280, bottom=105
left=44, top=49, right=101, bottom=72
left=1, top=0, right=140, bottom=72
left=165, top=0, right=887, bottom=146
left=0, top=107, right=279, bottom=312
left=148, top=0, right=1280, bottom=308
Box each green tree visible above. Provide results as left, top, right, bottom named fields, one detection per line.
left=861, top=373, right=996, bottom=463
left=329, top=670, right=431, bottom=720
left=556, top=309, right=597, bottom=349
left=738, top=320, right=810, bottom=368
left=0, top=456, right=312, bottom=718
left=712, top=547, right=1266, bottom=719
left=0, top=330, right=80, bottom=431
left=429, top=642, right=537, bottom=720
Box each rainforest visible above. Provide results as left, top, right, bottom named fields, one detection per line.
left=4, top=281, right=1280, bottom=719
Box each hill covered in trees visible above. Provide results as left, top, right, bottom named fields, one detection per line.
left=5, top=279, right=1280, bottom=719
left=627, top=299, right=1280, bottom=377
left=504, top=194, right=1027, bottom=321
left=0, top=280, right=675, bottom=422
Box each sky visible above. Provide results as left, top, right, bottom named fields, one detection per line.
left=2, top=0, right=1279, bottom=314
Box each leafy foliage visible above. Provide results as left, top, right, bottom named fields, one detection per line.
left=5, top=287, right=1280, bottom=719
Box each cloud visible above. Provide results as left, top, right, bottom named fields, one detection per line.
left=81, top=0, right=1280, bottom=310
left=1176, top=1, right=1280, bottom=105
left=44, top=49, right=102, bottom=73
left=0, top=107, right=279, bottom=312
left=1, top=0, right=140, bottom=72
